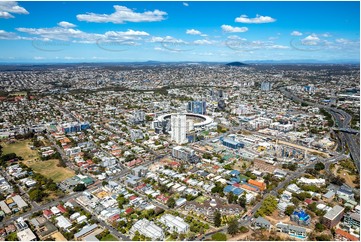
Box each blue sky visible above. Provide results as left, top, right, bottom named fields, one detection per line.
left=0, top=1, right=359, bottom=63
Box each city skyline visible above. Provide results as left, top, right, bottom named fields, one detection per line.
left=0, top=1, right=359, bottom=63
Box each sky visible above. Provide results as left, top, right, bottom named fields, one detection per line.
left=0, top=1, right=359, bottom=63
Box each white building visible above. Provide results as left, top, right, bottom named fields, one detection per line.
left=17, top=228, right=37, bottom=241
left=171, top=114, right=187, bottom=144
left=159, top=214, right=189, bottom=234
left=130, top=218, right=164, bottom=240
left=298, top=177, right=326, bottom=186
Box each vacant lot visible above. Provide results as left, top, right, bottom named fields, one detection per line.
left=24, top=159, right=75, bottom=183
left=1, top=140, right=38, bottom=161
left=332, top=164, right=357, bottom=188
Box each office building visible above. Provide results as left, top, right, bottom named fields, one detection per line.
left=131, top=110, right=145, bottom=124
left=261, top=82, right=272, bottom=91
left=60, top=122, right=90, bottom=134
left=220, top=137, right=244, bottom=149
left=159, top=214, right=189, bottom=234
left=171, top=114, right=187, bottom=144
left=172, top=146, right=200, bottom=163
left=187, top=101, right=206, bottom=115
left=322, top=205, right=345, bottom=228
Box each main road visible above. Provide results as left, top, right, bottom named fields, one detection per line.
left=279, top=87, right=359, bottom=172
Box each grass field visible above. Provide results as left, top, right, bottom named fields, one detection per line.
left=1, top=140, right=38, bottom=161
left=195, top=196, right=207, bottom=204
left=24, top=159, right=75, bottom=183
left=100, top=234, right=118, bottom=241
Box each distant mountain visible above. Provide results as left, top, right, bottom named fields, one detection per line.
left=225, top=61, right=247, bottom=67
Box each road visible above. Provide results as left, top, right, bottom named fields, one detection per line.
left=280, top=88, right=359, bottom=172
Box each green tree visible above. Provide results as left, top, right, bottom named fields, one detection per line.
left=285, top=205, right=295, bottom=216
left=214, top=211, right=222, bottom=227
left=238, top=194, right=247, bottom=208
left=314, top=162, right=325, bottom=171
left=73, top=183, right=86, bottom=192
left=212, top=232, right=227, bottom=241
left=227, top=218, right=239, bottom=235
left=29, top=188, right=45, bottom=202
left=167, top=197, right=176, bottom=208
left=6, top=232, right=18, bottom=241
left=239, top=226, right=249, bottom=233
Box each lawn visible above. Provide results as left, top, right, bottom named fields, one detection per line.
left=100, top=234, right=118, bottom=241
left=195, top=196, right=207, bottom=204
left=24, top=159, right=75, bottom=183
left=1, top=140, right=38, bottom=161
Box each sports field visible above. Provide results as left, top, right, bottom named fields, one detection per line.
left=24, top=159, right=75, bottom=183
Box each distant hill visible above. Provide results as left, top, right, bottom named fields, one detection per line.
left=225, top=62, right=247, bottom=67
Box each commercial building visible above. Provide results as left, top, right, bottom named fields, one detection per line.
left=172, top=146, right=200, bottom=163
left=60, top=122, right=90, bottom=134
left=159, top=214, right=189, bottom=234
left=188, top=101, right=206, bottom=115
left=261, top=82, right=272, bottom=91
left=130, top=218, right=164, bottom=240
left=322, top=205, right=345, bottom=228
left=171, top=114, right=187, bottom=144
left=220, top=137, right=244, bottom=149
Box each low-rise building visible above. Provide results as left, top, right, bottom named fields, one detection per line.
left=74, top=224, right=98, bottom=241
left=252, top=217, right=271, bottom=230
left=159, top=214, right=189, bottom=234
left=344, top=212, right=360, bottom=229
left=17, top=228, right=37, bottom=241
left=276, top=222, right=307, bottom=239
left=130, top=218, right=164, bottom=241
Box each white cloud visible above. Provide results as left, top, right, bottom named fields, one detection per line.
left=186, top=29, right=202, bottom=35
left=301, top=34, right=320, bottom=45
left=0, top=30, right=18, bottom=39
left=58, top=21, right=76, bottom=28
left=291, top=31, right=303, bottom=36
left=235, top=14, right=276, bottom=24
left=322, top=33, right=332, bottom=37
left=183, top=2, right=189, bottom=7
left=33, top=56, right=45, bottom=60
left=221, top=25, right=248, bottom=33
left=16, top=24, right=149, bottom=43
left=335, top=38, right=351, bottom=44
left=0, top=1, right=28, bottom=19
left=193, top=39, right=213, bottom=45
left=149, top=36, right=186, bottom=44
left=77, top=5, right=167, bottom=24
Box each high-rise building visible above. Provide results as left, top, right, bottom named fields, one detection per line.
left=187, top=101, right=206, bottom=114
left=261, top=82, right=272, bottom=91
left=171, top=114, right=187, bottom=144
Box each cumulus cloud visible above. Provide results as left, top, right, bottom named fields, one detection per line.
left=186, top=29, right=202, bottom=35
left=301, top=34, right=321, bottom=45
left=58, top=21, right=77, bottom=28
left=291, top=31, right=303, bottom=36
left=235, top=14, right=276, bottom=24
left=183, top=2, right=189, bottom=7
left=221, top=25, right=248, bottom=33
left=0, top=1, right=28, bottom=18
left=77, top=5, right=167, bottom=24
